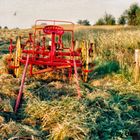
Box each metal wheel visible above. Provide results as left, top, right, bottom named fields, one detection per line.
left=80, top=40, right=89, bottom=82
left=14, top=36, right=22, bottom=77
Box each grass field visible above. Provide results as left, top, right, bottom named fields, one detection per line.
left=0, top=25, right=140, bottom=140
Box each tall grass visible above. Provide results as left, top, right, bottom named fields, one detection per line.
left=75, top=26, right=140, bottom=80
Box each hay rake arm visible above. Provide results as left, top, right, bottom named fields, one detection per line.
left=14, top=55, right=29, bottom=112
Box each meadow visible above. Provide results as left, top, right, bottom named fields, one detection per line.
left=0, top=25, right=140, bottom=140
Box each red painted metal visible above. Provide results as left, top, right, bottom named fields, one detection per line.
left=5, top=20, right=97, bottom=112
left=24, top=20, right=79, bottom=75
left=7, top=19, right=85, bottom=77
left=83, top=69, right=93, bottom=73
left=7, top=20, right=95, bottom=106
left=14, top=55, right=29, bottom=112
left=43, top=25, right=64, bottom=35
left=9, top=39, right=15, bottom=53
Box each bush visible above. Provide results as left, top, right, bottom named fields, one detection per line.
left=4, top=26, right=8, bottom=29
left=77, top=19, right=91, bottom=26
left=121, top=3, right=140, bottom=25
left=96, top=18, right=105, bottom=25
left=127, top=3, right=140, bottom=25
left=118, top=15, right=127, bottom=25
left=96, top=13, right=116, bottom=25
left=104, top=13, right=116, bottom=25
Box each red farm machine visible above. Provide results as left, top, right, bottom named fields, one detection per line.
left=6, top=20, right=94, bottom=112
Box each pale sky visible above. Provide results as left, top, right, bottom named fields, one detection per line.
left=0, top=0, right=140, bottom=28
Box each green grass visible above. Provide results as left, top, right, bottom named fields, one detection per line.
left=89, top=60, right=120, bottom=80
left=0, top=43, right=9, bottom=55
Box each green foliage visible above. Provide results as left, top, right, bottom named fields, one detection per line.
left=96, top=18, right=105, bottom=25
left=136, top=8, right=140, bottom=25
left=118, top=15, right=127, bottom=25
left=77, top=19, right=91, bottom=26
left=96, top=13, right=116, bottom=25
left=104, top=13, right=116, bottom=25
left=92, top=61, right=120, bottom=79
left=0, top=43, right=10, bottom=55
left=4, top=26, right=8, bottom=29
left=127, top=3, right=140, bottom=25
left=119, top=3, right=140, bottom=25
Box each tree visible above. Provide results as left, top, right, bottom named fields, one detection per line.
left=77, top=19, right=83, bottom=25
left=127, top=3, right=140, bottom=25
left=82, top=19, right=90, bottom=26
left=0, top=26, right=2, bottom=29
left=95, top=13, right=116, bottom=25
left=96, top=18, right=105, bottom=25
left=136, top=8, right=140, bottom=25
left=104, top=13, right=116, bottom=25
left=4, top=26, right=8, bottom=29
left=77, top=19, right=90, bottom=26
left=118, top=15, right=127, bottom=25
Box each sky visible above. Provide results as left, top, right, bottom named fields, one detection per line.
left=0, top=0, right=140, bottom=28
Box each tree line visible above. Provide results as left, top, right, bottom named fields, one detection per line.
left=77, top=3, right=140, bottom=26
left=0, top=26, right=8, bottom=29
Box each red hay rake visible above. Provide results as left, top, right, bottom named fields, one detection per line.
left=6, top=20, right=94, bottom=112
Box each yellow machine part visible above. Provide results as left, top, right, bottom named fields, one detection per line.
left=14, top=37, right=22, bottom=77
left=82, top=41, right=89, bottom=82
left=80, top=40, right=94, bottom=82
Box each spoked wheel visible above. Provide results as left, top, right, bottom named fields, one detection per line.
left=80, top=40, right=94, bottom=82
left=14, top=36, right=22, bottom=77
left=80, top=40, right=89, bottom=82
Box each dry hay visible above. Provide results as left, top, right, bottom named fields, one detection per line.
left=0, top=60, right=8, bottom=74
left=33, top=69, right=68, bottom=82
left=25, top=97, right=90, bottom=140
left=0, top=28, right=32, bottom=42
left=0, top=74, right=19, bottom=98
left=0, top=99, right=13, bottom=112
left=23, top=76, right=79, bottom=102
left=0, top=55, right=19, bottom=98
left=0, top=116, right=4, bottom=124
left=86, top=89, right=111, bottom=100
left=0, top=54, right=9, bottom=74
left=92, top=74, right=140, bottom=95
left=0, top=121, right=41, bottom=140
left=24, top=88, right=140, bottom=140
left=75, top=25, right=129, bottom=31
left=47, top=81, right=63, bottom=89
left=90, top=74, right=128, bottom=87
